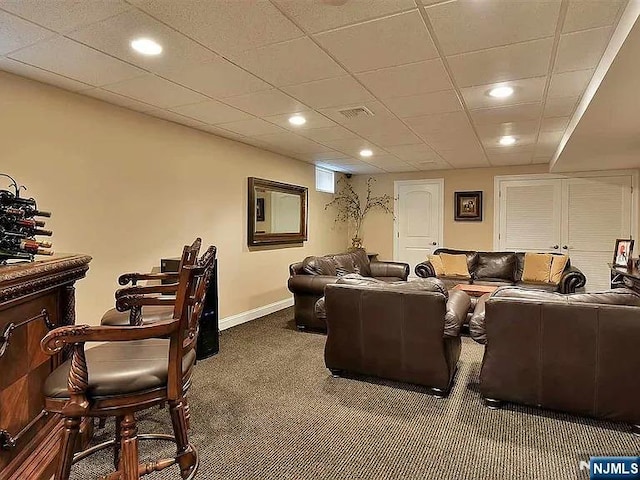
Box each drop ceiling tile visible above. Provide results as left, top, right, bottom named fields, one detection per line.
left=298, top=126, right=360, bottom=143
left=541, top=116, right=570, bottom=132
left=532, top=156, right=552, bottom=165
left=555, top=26, right=612, bottom=73
left=323, top=137, right=383, bottom=158
left=145, top=108, right=208, bottom=128
left=82, top=88, right=155, bottom=111
left=438, top=150, right=490, bottom=168
left=481, top=132, right=538, bottom=149
left=345, top=164, right=385, bottom=174
left=535, top=131, right=564, bottom=156
left=385, top=144, right=442, bottom=162
left=365, top=154, right=407, bottom=166
left=68, top=9, right=215, bottom=74
left=0, top=57, right=91, bottom=91
left=229, top=37, right=344, bottom=87
left=486, top=152, right=534, bottom=166
left=0, top=0, right=131, bottom=33
left=298, top=151, right=351, bottom=163
left=380, top=164, right=419, bottom=173
left=476, top=120, right=540, bottom=139
left=405, top=111, right=473, bottom=136
left=170, top=100, right=253, bottom=125
left=133, top=0, right=303, bottom=55
left=283, top=76, right=374, bottom=109
left=9, top=36, right=145, bottom=86
left=254, top=131, right=332, bottom=154
left=447, top=37, right=553, bottom=88
left=272, top=0, right=416, bottom=34
left=420, top=129, right=481, bottom=152
left=0, top=10, right=54, bottom=55
left=356, top=59, right=452, bottom=99
left=563, top=0, right=624, bottom=33
left=548, top=68, right=594, bottom=98
left=160, top=56, right=270, bottom=99
left=263, top=110, right=337, bottom=131
left=543, top=96, right=579, bottom=117
left=461, top=77, right=547, bottom=110
left=104, top=74, right=208, bottom=108
left=361, top=129, right=422, bottom=148
left=224, top=89, right=306, bottom=117
left=383, top=90, right=462, bottom=118
left=215, top=118, right=286, bottom=137
left=426, top=0, right=560, bottom=55
left=315, top=10, right=437, bottom=73
left=470, top=102, right=543, bottom=125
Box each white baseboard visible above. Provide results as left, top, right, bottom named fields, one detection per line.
left=219, top=297, right=294, bottom=331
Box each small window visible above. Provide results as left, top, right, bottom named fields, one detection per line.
left=315, top=167, right=335, bottom=193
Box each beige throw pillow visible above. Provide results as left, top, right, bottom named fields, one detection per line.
left=548, top=255, right=569, bottom=284
left=428, top=254, right=445, bottom=276
left=522, top=253, right=553, bottom=283
left=440, top=253, right=470, bottom=278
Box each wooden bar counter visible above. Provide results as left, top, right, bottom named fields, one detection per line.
left=0, top=254, right=91, bottom=480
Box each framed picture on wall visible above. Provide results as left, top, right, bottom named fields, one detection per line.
left=454, top=191, right=483, bottom=221
left=613, top=238, right=634, bottom=267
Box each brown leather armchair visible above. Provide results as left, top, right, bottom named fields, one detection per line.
left=470, top=286, right=640, bottom=434
left=288, top=249, right=410, bottom=331
left=322, top=277, right=470, bottom=396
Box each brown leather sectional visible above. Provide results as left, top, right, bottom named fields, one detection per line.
left=288, top=249, right=409, bottom=330
left=322, top=276, right=470, bottom=396
left=415, top=248, right=586, bottom=293
left=470, top=286, right=640, bottom=434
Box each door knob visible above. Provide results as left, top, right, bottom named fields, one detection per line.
left=431, top=242, right=437, bottom=246
left=551, top=245, right=559, bottom=249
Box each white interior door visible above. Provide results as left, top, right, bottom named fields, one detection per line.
left=498, top=179, right=562, bottom=252
left=563, top=176, right=633, bottom=291
left=394, top=180, right=443, bottom=276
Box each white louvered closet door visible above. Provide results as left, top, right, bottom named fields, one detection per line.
left=497, top=175, right=634, bottom=292
left=498, top=179, right=562, bottom=252
left=563, top=176, right=633, bottom=291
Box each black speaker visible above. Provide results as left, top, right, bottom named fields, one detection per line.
left=161, top=256, right=219, bottom=359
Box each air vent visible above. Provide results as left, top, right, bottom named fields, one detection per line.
left=337, top=106, right=374, bottom=119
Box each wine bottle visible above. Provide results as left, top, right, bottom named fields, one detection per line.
left=21, top=206, right=52, bottom=218
left=0, top=217, right=45, bottom=228
left=0, top=248, right=32, bottom=262
left=16, top=240, right=54, bottom=255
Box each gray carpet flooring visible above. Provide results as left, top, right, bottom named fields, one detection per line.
left=71, top=307, right=639, bottom=480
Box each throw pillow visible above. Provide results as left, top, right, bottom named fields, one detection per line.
left=548, top=255, right=569, bottom=284
left=428, top=254, right=445, bottom=276
left=522, top=253, right=553, bottom=283
left=439, top=253, right=471, bottom=278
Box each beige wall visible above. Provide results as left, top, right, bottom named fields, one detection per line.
left=1, top=72, right=348, bottom=324
left=349, top=164, right=550, bottom=260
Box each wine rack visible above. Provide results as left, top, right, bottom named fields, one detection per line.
left=0, top=174, right=53, bottom=263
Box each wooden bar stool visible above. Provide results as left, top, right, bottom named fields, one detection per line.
left=40, top=239, right=216, bottom=480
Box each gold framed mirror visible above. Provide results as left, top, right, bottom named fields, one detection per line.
left=248, top=177, right=308, bottom=247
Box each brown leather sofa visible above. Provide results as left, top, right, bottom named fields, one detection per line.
left=322, top=276, right=470, bottom=396
left=288, top=249, right=409, bottom=330
left=469, top=286, right=640, bottom=434
left=415, top=248, right=586, bottom=293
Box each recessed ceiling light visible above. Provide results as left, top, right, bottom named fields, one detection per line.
left=359, top=149, right=373, bottom=157
left=288, top=115, right=306, bottom=126
left=499, top=135, right=516, bottom=146
left=130, top=38, right=163, bottom=56
left=488, top=86, right=514, bottom=98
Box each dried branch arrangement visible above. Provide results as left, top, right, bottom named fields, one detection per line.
left=325, top=177, right=393, bottom=247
